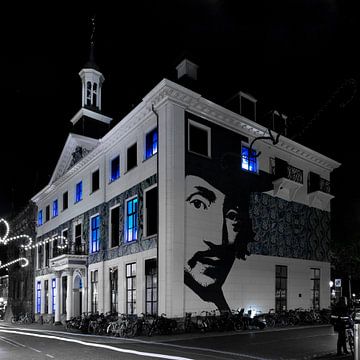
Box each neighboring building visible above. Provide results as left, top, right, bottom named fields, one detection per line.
left=4, top=202, right=36, bottom=320
left=0, top=275, right=9, bottom=318
left=31, top=54, right=340, bottom=322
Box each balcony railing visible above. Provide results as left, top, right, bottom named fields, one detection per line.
left=308, top=172, right=331, bottom=194
left=273, top=158, right=303, bottom=184
left=52, top=243, right=87, bottom=258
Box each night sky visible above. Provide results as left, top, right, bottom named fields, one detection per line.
left=1, top=1, right=359, bottom=244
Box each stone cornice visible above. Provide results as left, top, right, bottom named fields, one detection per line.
left=33, top=79, right=340, bottom=203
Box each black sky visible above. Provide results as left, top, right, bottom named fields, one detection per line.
left=1, top=1, right=360, bottom=242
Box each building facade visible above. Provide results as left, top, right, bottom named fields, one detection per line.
left=31, top=59, right=340, bottom=322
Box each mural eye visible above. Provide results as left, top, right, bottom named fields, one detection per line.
left=190, top=199, right=208, bottom=210
left=225, top=209, right=239, bottom=221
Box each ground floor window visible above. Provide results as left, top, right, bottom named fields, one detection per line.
left=52, top=279, right=56, bottom=314
left=110, top=268, right=118, bottom=313
left=126, top=263, right=136, bottom=314
left=145, top=259, right=157, bottom=315
left=44, top=280, right=48, bottom=314
left=36, top=281, right=41, bottom=314
left=311, top=268, right=320, bottom=310
left=62, top=276, right=67, bottom=314
left=275, top=265, right=287, bottom=312
left=91, top=270, right=98, bottom=313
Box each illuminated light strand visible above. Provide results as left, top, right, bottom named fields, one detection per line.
left=25, top=235, right=68, bottom=251
left=0, top=218, right=32, bottom=248
left=0, top=257, right=29, bottom=269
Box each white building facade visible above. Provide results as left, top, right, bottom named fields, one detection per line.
left=32, top=59, right=340, bottom=323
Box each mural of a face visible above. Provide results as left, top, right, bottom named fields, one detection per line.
left=185, top=175, right=243, bottom=310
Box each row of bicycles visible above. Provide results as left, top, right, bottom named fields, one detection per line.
left=11, top=312, right=35, bottom=324
left=65, top=307, right=332, bottom=337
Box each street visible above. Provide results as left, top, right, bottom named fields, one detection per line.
left=0, top=323, right=339, bottom=360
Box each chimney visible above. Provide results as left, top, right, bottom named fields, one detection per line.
left=176, top=59, right=199, bottom=81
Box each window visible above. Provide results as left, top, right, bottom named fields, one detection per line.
left=145, top=187, right=158, bottom=237
left=62, top=276, right=67, bottom=314
left=45, top=241, right=49, bottom=267
left=90, top=215, right=100, bottom=253
left=36, top=281, right=41, bottom=314
left=52, top=199, right=58, bottom=217
left=126, top=197, right=138, bottom=242
left=241, top=145, right=257, bottom=173
left=110, top=206, right=120, bottom=248
left=91, top=270, right=98, bottom=313
left=75, top=181, right=83, bottom=203
left=145, top=128, right=158, bottom=159
left=275, top=265, right=287, bottom=312
left=311, top=268, right=320, bottom=310
left=92, top=169, right=100, bottom=192
left=44, top=280, right=48, bottom=314
left=74, top=224, right=82, bottom=254
left=110, top=156, right=120, bottom=182
left=52, top=278, right=56, bottom=314
left=188, top=121, right=210, bottom=157
left=38, top=245, right=43, bottom=269
left=110, top=268, right=118, bottom=313
left=63, top=191, right=68, bottom=210
left=127, top=143, right=137, bottom=171
left=45, top=205, right=50, bottom=222
left=145, top=259, right=157, bottom=315
left=86, top=81, right=92, bottom=106
left=38, top=210, right=43, bottom=226
left=126, top=263, right=136, bottom=314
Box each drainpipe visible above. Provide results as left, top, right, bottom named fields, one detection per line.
left=151, top=104, right=159, bottom=315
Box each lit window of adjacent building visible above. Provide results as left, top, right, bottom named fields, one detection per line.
left=126, top=197, right=138, bottom=242
left=188, top=120, right=211, bottom=157
left=91, top=270, right=98, bottom=313
left=36, top=281, right=41, bottom=314
left=126, top=263, right=136, bottom=314
left=145, top=186, right=158, bottom=237
left=92, top=169, right=100, bottom=193
left=75, top=181, right=82, bottom=203
left=110, top=156, right=120, bottom=182
left=127, top=143, right=137, bottom=171
left=90, top=215, right=100, bottom=253
left=38, top=210, right=43, bottom=226
left=311, top=268, right=320, bottom=310
left=145, top=259, right=157, bottom=315
left=145, top=128, right=158, bottom=159
left=110, top=206, right=120, bottom=248
left=275, top=265, right=287, bottom=312
left=110, top=268, right=118, bottom=314
left=45, top=205, right=50, bottom=222
left=52, top=199, right=58, bottom=218
left=241, top=145, right=257, bottom=173
left=52, top=278, right=56, bottom=314
left=63, top=191, right=68, bottom=210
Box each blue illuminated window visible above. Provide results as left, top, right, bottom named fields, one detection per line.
left=110, top=156, right=120, bottom=182
left=91, top=215, right=100, bottom=253
left=52, top=278, right=56, bottom=314
left=38, top=210, right=43, bottom=226
left=126, top=197, right=138, bottom=242
left=241, top=146, right=257, bottom=173
left=145, top=128, right=158, bottom=159
left=52, top=199, right=58, bottom=217
left=75, top=181, right=82, bottom=203
left=36, top=281, right=41, bottom=313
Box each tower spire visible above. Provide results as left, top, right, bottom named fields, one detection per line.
left=84, top=15, right=99, bottom=71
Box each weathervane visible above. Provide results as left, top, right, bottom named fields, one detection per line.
left=90, top=15, right=96, bottom=47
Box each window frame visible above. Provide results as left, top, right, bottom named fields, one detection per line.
left=144, top=185, right=158, bottom=238
left=37, top=210, right=43, bottom=227
left=145, top=127, right=158, bottom=160
left=188, top=119, right=211, bottom=158
left=125, top=196, right=138, bottom=243
left=62, top=191, right=69, bottom=211
left=91, top=270, right=98, bottom=313
left=110, top=155, right=120, bottom=183
left=126, top=262, right=136, bottom=315
left=127, top=143, right=138, bottom=172
left=90, top=214, right=100, bottom=253
left=109, top=204, right=120, bottom=248
left=241, top=144, right=258, bottom=174
left=52, top=278, right=56, bottom=314
left=52, top=199, right=58, bottom=218
left=36, top=281, right=41, bottom=314
left=275, top=265, right=287, bottom=312
left=91, top=168, right=100, bottom=193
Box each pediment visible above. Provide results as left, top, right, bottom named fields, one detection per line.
left=50, top=133, right=99, bottom=184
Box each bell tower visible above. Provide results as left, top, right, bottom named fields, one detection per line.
left=70, top=16, right=112, bottom=138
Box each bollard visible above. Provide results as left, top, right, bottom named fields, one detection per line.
left=355, top=323, right=359, bottom=360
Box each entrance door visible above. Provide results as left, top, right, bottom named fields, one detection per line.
left=73, top=275, right=83, bottom=316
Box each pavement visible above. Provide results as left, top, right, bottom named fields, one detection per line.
left=0, top=320, right=354, bottom=359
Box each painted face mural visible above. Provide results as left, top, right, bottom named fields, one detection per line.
left=185, top=175, right=252, bottom=311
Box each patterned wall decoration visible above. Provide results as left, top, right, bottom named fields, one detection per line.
left=249, top=192, right=331, bottom=262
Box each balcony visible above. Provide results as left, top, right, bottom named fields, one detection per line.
left=307, top=172, right=334, bottom=211
left=50, top=243, right=87, bottom=272
left=269, top=158, right=304, bottom=201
